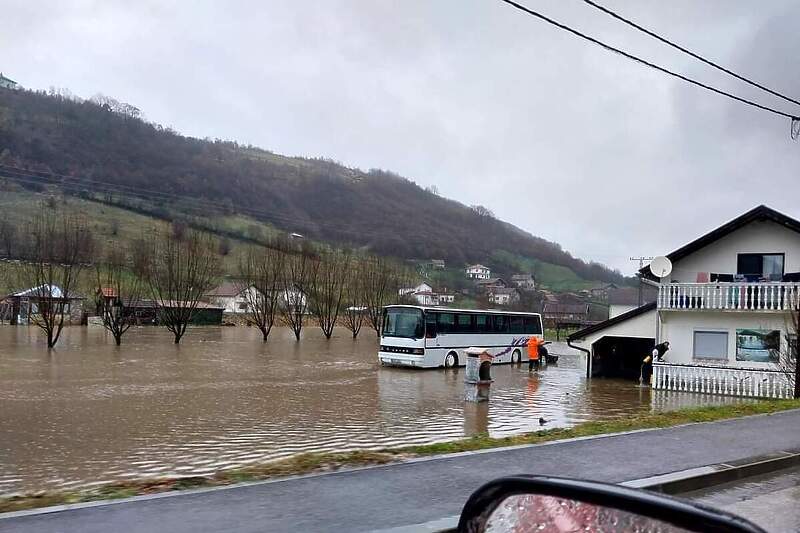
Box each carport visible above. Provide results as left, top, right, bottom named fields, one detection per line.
left=567, top=302, right=657, bottom=381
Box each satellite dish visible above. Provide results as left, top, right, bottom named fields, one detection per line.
left=649, top=256, right=673, bottom=278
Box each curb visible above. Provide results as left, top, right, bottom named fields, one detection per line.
left=623, top=448, right=800, bottom=495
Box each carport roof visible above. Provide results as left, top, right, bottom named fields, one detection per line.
left=567, top=301, right=656, bottom=341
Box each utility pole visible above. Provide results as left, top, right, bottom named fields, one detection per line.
left=630, top=256, right=654, bottom=307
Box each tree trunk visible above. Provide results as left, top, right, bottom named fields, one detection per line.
left=114, top=334, right=122, bottom=346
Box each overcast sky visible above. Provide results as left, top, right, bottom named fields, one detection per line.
left=4, top=1, right=800, bottom=274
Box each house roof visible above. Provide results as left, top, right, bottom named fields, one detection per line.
left=568, top=301, right=657, bottom=341
left=7, top=285, right=83, bottom=300
left=489, top=287, right=518, bottom=295
left=476, top=277, right=506, bottom=286
left=607, top=287, right=657, bottom=306
left=206, top=281, right=246, bottom=297
left=542, top=303, right=589, bottom=315
left=466, top=264, right=489, bottom=270
left=640, top=205, right=800, bottom=279
left=0, top=73, right=17, bottom=84
left=511, top=273, right=534, bottom=280
left=99, top=287, right=117, bottom=298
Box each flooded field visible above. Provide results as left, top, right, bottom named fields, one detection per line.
left=0, top=325, right=745, bottom=494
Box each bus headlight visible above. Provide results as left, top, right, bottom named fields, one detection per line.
left=411, top=348, right=424, bottom=355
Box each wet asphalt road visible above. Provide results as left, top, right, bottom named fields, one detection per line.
left=686, top=466, right=800, bottom=532
left=1, top=409, right=799, bottom=533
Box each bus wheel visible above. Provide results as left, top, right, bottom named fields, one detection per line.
left=444, top=351, right=458, bottom=368
left=511, top=349, right=521, bottom=364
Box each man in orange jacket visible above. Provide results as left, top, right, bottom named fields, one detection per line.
left=527, top=336, right=545, bottom=371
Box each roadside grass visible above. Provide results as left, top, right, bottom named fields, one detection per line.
left=3, top=399, right=799, bottom=514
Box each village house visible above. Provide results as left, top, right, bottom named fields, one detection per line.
left=607, top=286, right=657, bottom=319
left=430, top=259, right=446, bottom=270
left=475, top=277, right=507, bottom=292
left=205, top=281, right=258, bottom=314
left=399, top=282, right=455, bottom=306
left=588, top=282, right=618, bottom=301
left=0, top=73, right=20, bottom=90
left=1, top=285, right=84, bottom=325
left=542, top=302, right=590, bottom=328
left=569, top=205, right=800, bottom=399
left=465, top=264, right=491, bottom=280
left=510, top=273, right=536, bottom=291
left=487, top=287, right=520, bottom=306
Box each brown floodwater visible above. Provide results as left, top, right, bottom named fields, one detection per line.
left=0, top=325, right=746, bottom=494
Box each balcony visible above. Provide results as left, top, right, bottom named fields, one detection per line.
left=657, top=282, right=800, bottom=312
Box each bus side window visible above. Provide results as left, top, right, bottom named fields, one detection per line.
left=475, top=314, right=490, bottom=333
left=425, top=312, right=438, bottom=338
left=456, top=313, right=474, bottom=333
left=438, top=313, right=455, bottom=334
left=524, top=316, right=542, bottom=335
left=510, top=316, right=524, bottom=334
left=493, top=314, right=508, bottom=333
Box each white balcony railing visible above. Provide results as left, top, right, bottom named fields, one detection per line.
left=652, top=363, right=793, bottom=399
left=658, top=282, right=800, bottom=312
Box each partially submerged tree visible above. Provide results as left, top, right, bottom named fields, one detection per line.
left=309, top=251, right=350, bottom=339
left=146, top=230, right=220, bottom=344
left=281, top=248, right=316, bottom=341
left=237, top=246, right=285, bottom=341
left=342, top=259, right=367, bottom=339
left=362, top=256, right=403, bottom=338
left=95, top=246, right=145, bottom=346
left=16, top=208, right=94, bottom=348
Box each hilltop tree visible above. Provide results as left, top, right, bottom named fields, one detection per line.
left=145, top=230, right=220, bottom=344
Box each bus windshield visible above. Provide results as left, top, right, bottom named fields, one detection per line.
left=383, top=308, right=424, bottom=339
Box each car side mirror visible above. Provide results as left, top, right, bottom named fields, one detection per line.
left=456, top=476, right=765, bottom=533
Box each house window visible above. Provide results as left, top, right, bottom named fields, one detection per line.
left=737, top=253, right=784, bottom=280
left=735, top=329, right=780, bottom=363
left=693, top=331, right=728, bottom=360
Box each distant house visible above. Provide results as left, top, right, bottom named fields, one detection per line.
left=2, top=284, right=84, bottom=325
left=589, top=283, right=618, bottom=300
left=0, top=73, right=20, bottom=90
left=488, top=287, right=520, bottom=306
left=465, top=264, right=491, bottom=280
left=607, top=286, right=657, bottom=318
left=430, top=259, right=446, bottom=270
left=542, top=302, right=590, bottom=328
left=123, top=300, right=225, bottom=325
left=511, top=273, right=536, bottom=291
left=400, top=282, right=455, bottom=306
left=476, top=277, right=507, bottom=291
left=206, top=281, right=257, bottom=314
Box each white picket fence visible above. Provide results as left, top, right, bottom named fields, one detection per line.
left=652, top=363, right=793, bottom=399
left=658, top=282, right=800, bottom=312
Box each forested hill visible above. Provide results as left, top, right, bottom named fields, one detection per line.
left=0, top=87, right=624, bottom=284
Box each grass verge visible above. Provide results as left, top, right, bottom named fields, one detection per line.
left=3, top=399, right=799, bottom=514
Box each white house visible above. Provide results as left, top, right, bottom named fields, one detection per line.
left=206, top=281, right=256, bottom=313
left=607, top=286, right=657, bottom=319
left=488, top=287, right=520, bottom=306
left=0, top=73, right=20, bottom=90
left=465, top=264, right=491, bottom=280
left=569, top=205, right=799, bottom=399
left=399, top=283, right=454, bottom=306
left=511, top=273, right=536, bottom=291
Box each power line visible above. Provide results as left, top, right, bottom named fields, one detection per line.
left=579, top=0, right=800, bottom=109
left=497, top=0, right=799, bottom=121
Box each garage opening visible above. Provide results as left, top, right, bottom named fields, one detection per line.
left=591, top=336, right=655, bottom=380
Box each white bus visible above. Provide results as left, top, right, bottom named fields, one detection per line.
left=378, top=305, right=544, bottom=368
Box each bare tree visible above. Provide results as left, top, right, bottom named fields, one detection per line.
left=281, top=249, right=316, bottom=341
left=146, top=230, right=220, bottom=344
left=342, top=259, right=367, bottom=339
left=362, top=256, right=404, bottom=339
left=15, top=208, right=94, bottom=348
left=309, top=251, right=350, bottom=339
left=95, top=246, right=145, bottom=346
left=237, top=246, right=285, bottom=341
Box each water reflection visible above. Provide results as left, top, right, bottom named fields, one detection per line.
left=0, top=326, right=748, bottom=494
